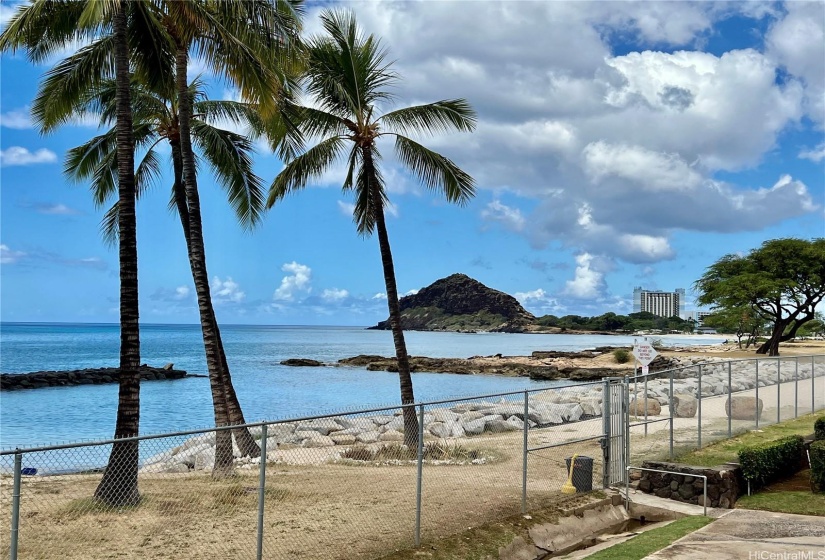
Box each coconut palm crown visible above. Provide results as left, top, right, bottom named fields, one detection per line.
left=267, top=9, right=476, bottom=446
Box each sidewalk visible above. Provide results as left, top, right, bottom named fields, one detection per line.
left=644, top=509, right=825, bottom=559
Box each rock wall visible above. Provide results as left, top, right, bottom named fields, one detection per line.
left=0, top=364, right=189, bottom=390
left=635, top=460, right=741, bottom=508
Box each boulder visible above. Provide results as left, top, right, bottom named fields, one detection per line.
left=428, top=422, right=451, bottom=439
left=297, top=418, right=342, bottom=436
left=462, top=418, right=487, bottom=435
left=460, top=411, right=485, bottom=422
left=303, top=434, right=335, bottom=448
left=725, top=396, right=763, bottom=420
left=330, top=434, right=357, bottom=445
left=429, top=409, right=460, bottom=423
left=579, top=398, right=602, bottom=416
left=671, top=394, right=697, bottom=418
left=334, top=417, right=377, bottom=430
left=629, top=397, right=662, bottom=416
left=379, top=430, right=404, bottom=442
left=356, top=431, right=381, bottom=444
left=486, top=419, right=520, bottom=433
left=193, top=448, right=216, bottom=470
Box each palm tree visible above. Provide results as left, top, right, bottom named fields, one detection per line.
left=267, top=10, right=476, bottom=447
left=26, top=0, right=303, bottom=477
left=0, top=0, right=172, bottom=505
left=63, top=76, right=272, bottom=474
left=157, top=0, right=303, bottom=474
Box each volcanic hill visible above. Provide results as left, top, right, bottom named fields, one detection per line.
left=369, top=273, right=535, bottom=332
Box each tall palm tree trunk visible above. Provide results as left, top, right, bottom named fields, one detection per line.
left=171, top=140, right=260, bottom=459
left=217, top=329, right=261, bottom=457
left=364, top=148, right=419, bottom=448
left=175, top=45, right=235, bottom=477
left=95, top=2, right=141, bottom=507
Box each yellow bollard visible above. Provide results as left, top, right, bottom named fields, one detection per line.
left=561, top=454, right=578, bottom=495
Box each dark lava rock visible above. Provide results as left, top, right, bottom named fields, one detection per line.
left=1, top=365, right=189, bottom=391
left=280, top=359, right=325, bottom=367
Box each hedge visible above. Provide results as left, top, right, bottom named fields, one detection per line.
left=738, top=435, right=804, bottom=487
left=815, top=416, right=825, bottom=441
left=811, top=440, right=825, bottom=493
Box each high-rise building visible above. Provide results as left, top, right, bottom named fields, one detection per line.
left=633, top=287, right=685, bottom=318
left=685, top=310, right=713, bottom=327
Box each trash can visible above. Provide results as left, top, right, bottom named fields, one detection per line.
left=564, top=456, right=593, bottom=492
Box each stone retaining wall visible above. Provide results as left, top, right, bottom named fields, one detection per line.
left=635, top=460, right=741, bottom=508
left=0, top=365, right=190, bottom=390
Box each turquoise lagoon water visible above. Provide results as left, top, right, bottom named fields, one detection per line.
left=0, top=323, right=724, bottom=449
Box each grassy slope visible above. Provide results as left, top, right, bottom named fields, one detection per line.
left=584, top=516, right=714, bottom=560
left=736, top=491, right=825, bottom=516
left=674, top=413, right=822, bottom=467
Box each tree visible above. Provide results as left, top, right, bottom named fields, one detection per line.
left=158, top=0, right=302, bottom=474
left=702, top=306, right=765, bottom=348
left=40, top=0, right=304, bottom=475
left=267, top=10, right=476, bottom=447
left=695, top=238, right=825, bottom=356
left=62, top=76, right=273, bottom=473
left=0, top=0, right=172, bottom=505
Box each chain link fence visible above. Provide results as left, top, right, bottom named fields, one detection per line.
left=627, top=354, right=825, bottom=465
left=3, top=354, right=823, bottom=559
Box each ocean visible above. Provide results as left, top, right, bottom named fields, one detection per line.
left=0, top=323, right=724, bottom=449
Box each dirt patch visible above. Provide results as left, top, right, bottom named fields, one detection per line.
left=759, top=469, right=813, bottom=492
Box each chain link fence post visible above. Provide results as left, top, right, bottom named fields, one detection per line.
left=669, top=369, right=674, bottom=460
left=813, top=356, right=817, bottom=415
left=10, top=451, right=22, bottom=560
left=776, top=359, right=781, bottom=425
left=728, top=361, right=732, bottom=438
left=756, top=359, right=760, bottom=429
left=697, top=364, right=703, bottom=449
left=414, top=404, right=424, bottom=548
left=256, top=424, right=268, bottom=560
left=794, top=356, right=799, bottom=419
left=521, top=390, right=528, bottom=514
left=602, top=378, right=611, bottom=489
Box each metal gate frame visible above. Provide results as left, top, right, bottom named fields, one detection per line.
left=601, top=376, right=629, bottom=488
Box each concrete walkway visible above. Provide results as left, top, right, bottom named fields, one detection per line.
left=644, top=509, right=825, bottom=559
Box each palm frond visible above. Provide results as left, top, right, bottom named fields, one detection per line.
left=298, top=106, right=351, bottom=140
left=192, top=120, right=265, bottom=229
left=267, top=136, right=346, bottom=207
left=31, top=36, right=116, bottom=133
left=379, top=100, right=477, bottom=136
left=352, top=150, right=387, bottom=236
left=393, top=134, right=475, bottom=205
left=99, top=202, right=120, bottom=247
left=0, top=0, right=99, bottom=64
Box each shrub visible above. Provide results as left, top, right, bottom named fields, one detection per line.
left=815, top=416, right=825, bottom=441
left=613, top=348, right=631, bottom=364
left=810, top=440, right=825, bottom=493
left=738, top=435, right=804, bottom=488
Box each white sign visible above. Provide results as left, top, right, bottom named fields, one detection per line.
left=642, top=365, right=649, bottom=375
left=632, top=342, right=658, bottom=366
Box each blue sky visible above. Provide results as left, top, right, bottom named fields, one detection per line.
left=1, top=1, right=823, bottom=326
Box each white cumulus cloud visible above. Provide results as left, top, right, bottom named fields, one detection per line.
left=0, top=244, right=26, bottom=264
left=480, top=200, right=526, bottom=232
left=0, top=146, right=57, bottom=167
left=273, top=262, right=312, bottom=301
left=0, top=107, right=31, bottom=129
left=799, top=143, right=825, bottom=163
left=211, top=277, right=245, bottom=304
left=562, top=253, right=610, bottom=300
left=321, top=288, right=349, bottom=302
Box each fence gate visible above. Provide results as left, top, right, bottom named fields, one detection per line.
left=601, top=377, right=628, bottom=487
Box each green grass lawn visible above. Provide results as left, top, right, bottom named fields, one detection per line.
left=674, top=413, right=821, bottom=467
left=583, top=516, right=714, bottom=560
left=736, top=491, right=825, bottom=516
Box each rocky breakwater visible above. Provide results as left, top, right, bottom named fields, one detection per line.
left=316, top=349, right=682, bottom=381
left=0, top=364, right=191, bottom=391
left=140, top=385, right=604, bottom=473
left=630, top=356, right=825, bottom=417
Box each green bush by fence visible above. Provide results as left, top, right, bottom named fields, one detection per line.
left=738, top=435, right=804, bottom=487
left=815, top=416, right=825, bottom=441
left=811, top=440, right=825, bottom=494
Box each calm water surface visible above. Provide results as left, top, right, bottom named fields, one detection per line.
left=0, top=323, right=724, bottom=449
